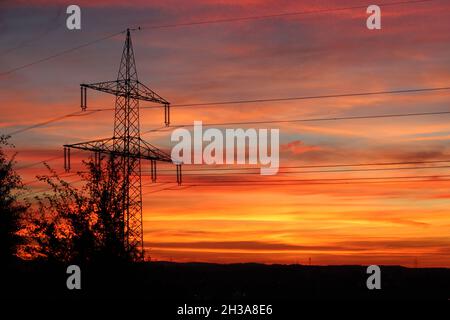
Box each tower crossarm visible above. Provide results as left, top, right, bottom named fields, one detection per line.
left=64, top=137, right=116, bottom=152
left=139, top=138, right=172, bottom=162
left=81, top=80, right=119, bottom=97
left=137, top=81, right=169, bottom=105
left=81, top=80, right=170, bottom=106
left=64, top=137, right=173, bottom=163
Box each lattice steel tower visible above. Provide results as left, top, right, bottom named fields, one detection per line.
left=63, top=28, right=181, bottom=261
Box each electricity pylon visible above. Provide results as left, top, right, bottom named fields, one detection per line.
left=63, top=28, right=181, bottom=261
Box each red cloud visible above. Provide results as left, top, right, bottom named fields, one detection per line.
left=281, top=140, right=321, bottom=155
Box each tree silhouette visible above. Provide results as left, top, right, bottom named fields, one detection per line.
left=0, top=135, right=28, bottom=263
left=27, top=155, right=136, bottom=263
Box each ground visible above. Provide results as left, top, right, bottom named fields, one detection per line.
left=3, top=261, right=450, bottom=301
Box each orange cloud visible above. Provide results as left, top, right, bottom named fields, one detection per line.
left=281, top=140, right=321, bottom=155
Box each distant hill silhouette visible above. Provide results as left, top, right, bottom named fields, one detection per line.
left=2, top=261, right=449, bottom=301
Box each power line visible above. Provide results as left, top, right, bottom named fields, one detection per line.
left=164, top=165, right=450, bottom=176
left=24, top=177, right=171, bottom=197
left=138, top=0, right=434, bottom=30
left=0, top=6, right=64, bottom=57
left=0, top=30, right=125, bottom=77
left=7, top=113, right=450, bottom=175
left=7, top=110, right=97, bottom=136
left=15, top=149, right=83, bottom=172
left=14, top=150, right=450, bottom=178
left=15, top=150, right=450, bottom=191
left=0, top=0, right=435, bottom=77
left=156, top=159, right=450, bottom=171
left=143, top=109, right=450, bottom=134
left=142, top=184, right=181, bottom=195
left=42, top=163, right=450, bottom=177
left=6, top=85, right=450, bottom=136
left=137, top=177, right=450, bottom=191
left=19, top=170, right=450, bottom=198
left=7, top=104, right=450, bottom=138
left=16, top=155, right=64, bottom=170
left=180, top=174, right=450, bottom=183
left=165, top=87, right=450, bottom=109
left=5, top=86, right=450, bottom=171
left=154, top=177, right=450, bottom=192
left=23, top=171, right=173, bottom=195
left=22, top=172, right=77, bottom=186
left=19, top=178, right=85, bottom=198
left=178, top=178, right=450, bottom=187
left=20, top=174, right=450, bottom=198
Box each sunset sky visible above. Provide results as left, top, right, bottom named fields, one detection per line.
left=1, top=0, right=450, bottom=267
